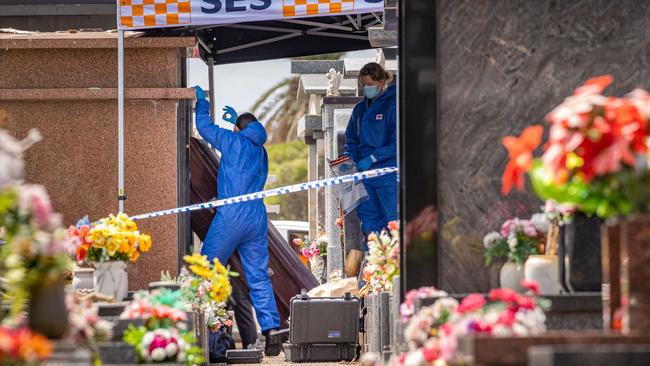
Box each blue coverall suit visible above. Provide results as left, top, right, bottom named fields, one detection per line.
left=195, top=99, right=281, bottom=332
left=344, top=85, right=398, bottom=240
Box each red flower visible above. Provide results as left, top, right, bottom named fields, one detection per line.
left=520, top=279, right=540, bottom=296
left=517, top=295, right=536, bottom=310
left=488, top=288, right=519, bottom=304
left=335, top=216, right=343, bottom=228
left=501, top=125, right=544, bottom=194
left=496, top=309, right=516, bottom=326
left=422, top=344, right=440, bottom=361
left=457, top=294, right=486, bottom=314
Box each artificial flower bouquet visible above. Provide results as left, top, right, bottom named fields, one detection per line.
left=0, top=325, right=52, bottom=366
left=366, top=281, right=548, bottom=366
left=66, top=213, right=152, bottom=263
left=65, top=292, right=114, bottom=349
left=168, top=253, right=237, bottom=332
left=0, top=182, right=71, bottom=316
left=482, top=213, right=549, bottom=267
left=293, top=234, right=328, bottom=260
left=121, top=289, right=204, bottom=365
left=501, top=75, right=650, bottom=219
left=360, top=221, right=400, bottom=296
left=400, top=287, right=449, bottom=323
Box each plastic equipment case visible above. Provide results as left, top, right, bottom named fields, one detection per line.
left=283, top=291, right=360, bottom=363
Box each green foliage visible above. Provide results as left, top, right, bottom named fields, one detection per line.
left=530, top=159, right=650, bottom=219
left=265, top=140, right=308, bottom=221
left=123, top=324, right=147, bottom=355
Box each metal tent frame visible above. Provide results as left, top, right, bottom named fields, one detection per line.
left=115, top=11, right=383, bottom=210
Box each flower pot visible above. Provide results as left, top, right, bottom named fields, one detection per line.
left=524, top=255, right=561, bottom=294
left=309, top=256, right=326, bottom=284
left=29, top=277, right=68, bottom=339
left=499, top=262, right=525, bottom=292
left=93, top=261, right=128, bottom=301
left=558, top=213, right=603, bottom=292
left=71, top=267, right=95, bottom=290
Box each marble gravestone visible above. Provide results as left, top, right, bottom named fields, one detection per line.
left=437, top=0, right=650, bottom=292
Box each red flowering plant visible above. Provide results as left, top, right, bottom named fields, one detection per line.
left=362, top=281, right=549, bottom=366
left=0, top=326, right=52, bottom=366
left=501, top=75, right=650, bottom=219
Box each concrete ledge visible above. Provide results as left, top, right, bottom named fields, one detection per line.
left=298, top=114, right=323, bottom=139
left=0, top=33, right=194, bottom=49
left=0, top=88, right=195, bottom=100
left=291, top=60, right=345, bottom=75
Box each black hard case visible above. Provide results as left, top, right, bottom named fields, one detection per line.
left=283, top=293, right=360, bottom=363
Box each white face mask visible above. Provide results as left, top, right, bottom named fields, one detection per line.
left=363, top=85, right=380, bottom=99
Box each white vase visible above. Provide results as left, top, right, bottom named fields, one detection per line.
left=72, top=267, right=95, bottom=290
left=499, top=262, right=525, bottom=292
left=524, top=255, right=561, bottom=294
left=93, top=261, right=128, bottom=301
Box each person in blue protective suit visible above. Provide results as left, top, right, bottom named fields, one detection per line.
left=193, top=86, right=281, bottom=356
left=343, top=62, right=397, bottom=248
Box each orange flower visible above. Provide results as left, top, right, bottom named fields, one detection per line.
left=574, top=74, right=613, bottom=95
left=387, top=221, right=399, bottom=232
left=501, top=125, right=543, bottom=194
left=76, top=243, right=90, bottom=261
left=129, top=250, right=140, bottom=262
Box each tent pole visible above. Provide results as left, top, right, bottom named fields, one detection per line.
left=208, top=57, right=216, bottom=119
left=118, top=29, right=125, bottom=213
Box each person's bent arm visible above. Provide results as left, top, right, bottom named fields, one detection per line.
left=196, top=99, right=237, bottom=152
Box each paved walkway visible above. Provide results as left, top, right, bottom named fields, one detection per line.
left=211, top=355, right=358, bottom=366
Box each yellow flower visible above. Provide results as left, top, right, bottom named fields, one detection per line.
left=213, top=258, right=227, bottom=275
left=138, top=234, right=152, bottom=253
left=119, top=239, right=130, bottom=254
left=189, top=264, right=213, bottom=280
left=106, top=238, right=120, bottom=256
left=184, top=253, right=210, bottom=268
left=209, top=277, right=232, bottom=303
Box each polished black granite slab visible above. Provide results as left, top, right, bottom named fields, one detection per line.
left=437, top=0, right=650, bottom=292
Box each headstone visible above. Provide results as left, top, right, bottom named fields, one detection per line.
left=98, top=342, right=137, bottom=364
left=379, top=292, right=392, bottom=362
left=456, top=333, right=650, bottom=366
left=291, top=60, right=345, bottom=75
left=343, top=58, right=398, bottom=78
left=528, top=344, right=650, bottom=366
left=44, top=340, right=93, bottom=366
left=621, top=215, right=650, bottom=333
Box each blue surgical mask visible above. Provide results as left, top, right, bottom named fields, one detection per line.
left=363, top=85, right=380, bottom=99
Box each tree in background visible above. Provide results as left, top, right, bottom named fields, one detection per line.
left=251, top=53, right=343, bottom=144
left=265, top=140, right=308, bottom=221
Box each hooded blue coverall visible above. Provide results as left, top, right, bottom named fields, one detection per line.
left=344, top=85, right=398, bottom=241
left=195, top=99, right=281, bottom=332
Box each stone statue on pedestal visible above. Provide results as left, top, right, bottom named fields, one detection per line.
left=326, top=68, right=342, bottom=96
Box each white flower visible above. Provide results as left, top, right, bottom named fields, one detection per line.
left=431, top=298, right=458, bottom=320
left=507, top=235, right=518, bottom=250
left=483, top=232, right=502, bottom=249
left=530, top=214, right=549, bottom=234
left=404, top=349, right=425, bottom=366
left=4, top=253, right=22, bottom=268
left=165, top=342, right=179, bottom=357
left=150, top=347, right=167, bottom=362
left=142, top=331, right=155, bottom=346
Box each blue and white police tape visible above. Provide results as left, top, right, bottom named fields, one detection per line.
left=129, top=166, right=398, bottom=221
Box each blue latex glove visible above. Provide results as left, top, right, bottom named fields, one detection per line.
left=194, top=86, right=206, bottom=100
left=222, top=106, right=238, bottom=125
left=356, top=156, right=374, bottom=171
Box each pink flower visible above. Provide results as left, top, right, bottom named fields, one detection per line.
left=520, top=279, right=540, bottom=296
left=292, top=238, right=302, bottom=246
left=457, top=294, right=486, bottom=314
left=301, top=248, right=310, bottom=258
left=544, top=199, right=558, bottom=214
left=500, top=219, right=515, bottom=237
left=422, top=343, right=440, bottom=361
left=521, top=221, right=537, bottom=237
left=496, top=309, right=516, bottom=326
left=19, top=184, right=56, bottom=229
left=488, top=288, right=519, bottom=304
left=517, top=295, right=536, bottom=310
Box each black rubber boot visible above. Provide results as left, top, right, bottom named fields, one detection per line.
left=262, top=329, right=283, bottom=356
